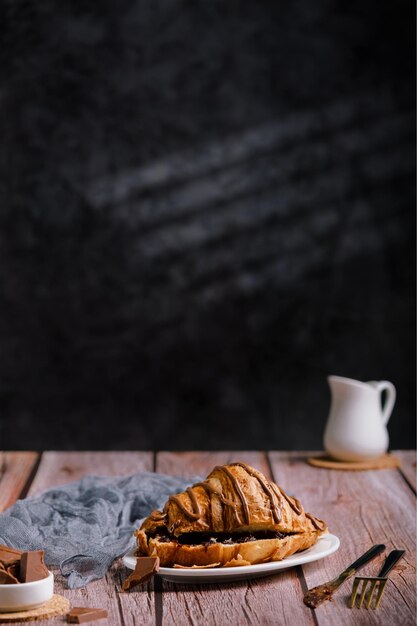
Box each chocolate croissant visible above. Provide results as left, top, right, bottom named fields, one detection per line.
left=136, top=462, right=327, bottom=568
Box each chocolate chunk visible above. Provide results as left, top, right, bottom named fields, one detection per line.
left=0, top=545, right=22, bottom=583
left=123, top=556, right=160, bottom=590
left=0, top=544, right=22, bottom=568
left=6, top=563, right=20, bottom=579
left=0, top=569, right=19, bottom=584
left=67, top=607, right=108, bottom=623
left=20, top=550, right=49, bottom=582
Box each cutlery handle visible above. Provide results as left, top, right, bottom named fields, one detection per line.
left=378, top=550, right=405, bottom=578
left=329, top=544, right=386, bottom=591
left=341, top=544, right=386, bottom=578
left=337, top=543, right=385, bottom=586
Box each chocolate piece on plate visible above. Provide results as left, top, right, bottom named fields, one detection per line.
left=0, top=544, right=22, bottom=568
left=123, top=556, right=160, bottom=590
left=67, top=607, right=108, bottom=623
left=6, top=562, right=20, bottom=580
left=20, top=550, right=49, bottom=582
left=0, top=568, right=20, bottom=584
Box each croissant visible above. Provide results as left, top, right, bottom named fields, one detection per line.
left=136, top=462, right=327, bottom=568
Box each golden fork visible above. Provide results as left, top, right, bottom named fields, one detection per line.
left=349, top=549, right=405, bottom=609
left=303, top=544, right=385, bottom=608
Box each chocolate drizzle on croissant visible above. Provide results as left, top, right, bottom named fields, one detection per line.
left=159, top=461, right=309, bottom=527
left=148, top=461, right=325, bottom=533
left=231, top=462, right=282, bottom=523
left=305, top=512, right=326, bottom=531
left=165, top=462, right=277, bottom=526
left=166, top=467, right=244, bottom=523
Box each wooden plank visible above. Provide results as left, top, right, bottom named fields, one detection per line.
left=156, top=450, right=270, bottom=478
left=394, top=450, right=416, bottom=492
left=156, top=451, right=314, bottom=626
left=269, top=452, right=416, bottom=626
left=28, top=451, right=154, bottom=494
left=25, top=452, right=155, bottom=626
left=0, top=452, right=39, bottom=511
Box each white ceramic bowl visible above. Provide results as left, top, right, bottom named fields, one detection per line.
left=0, top=571, right=54, bottom=612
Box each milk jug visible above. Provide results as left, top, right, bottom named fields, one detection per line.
left=324, top=376, right=396, bottom=461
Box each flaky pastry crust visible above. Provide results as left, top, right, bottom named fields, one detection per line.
left=136, top=462, right=327, bottom=568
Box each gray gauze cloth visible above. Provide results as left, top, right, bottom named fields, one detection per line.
left=0, top=472, right=198, bottom=588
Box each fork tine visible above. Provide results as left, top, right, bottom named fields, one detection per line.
left=365, top=580, right=378, bottom=609
left=349, top=578, right=361, bottom=608
left=374, top=580, right=387, bottom=609
left=358, top=580, right=369, bottom=608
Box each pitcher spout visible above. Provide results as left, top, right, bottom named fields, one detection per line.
left=327, top=375, right=373, bottom=390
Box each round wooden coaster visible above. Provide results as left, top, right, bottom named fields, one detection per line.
left=307, top=453, right=400, bottom=471
left=0, top=594, right=69, bottom=623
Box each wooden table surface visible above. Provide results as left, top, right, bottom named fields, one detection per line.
left=0, top=451, right=415, bottom=625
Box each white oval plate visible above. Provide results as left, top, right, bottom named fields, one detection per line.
left=122, top=533, right=340, bottom=584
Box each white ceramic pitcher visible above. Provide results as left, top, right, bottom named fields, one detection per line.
left=324, top=375, right=396, bottom=462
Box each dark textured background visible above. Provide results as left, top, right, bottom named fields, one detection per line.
left=1, top=1, right=415, bottom=450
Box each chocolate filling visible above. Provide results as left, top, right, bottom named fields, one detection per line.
left=148, top=528, right=289, bottom=546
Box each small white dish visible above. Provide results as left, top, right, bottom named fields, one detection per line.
left=123, top=533, right=340, bottom=584
left=0, top=571, right=54, bottom=613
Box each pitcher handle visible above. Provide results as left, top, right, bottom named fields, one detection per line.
left=374, top=381, right=396, bottom=425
